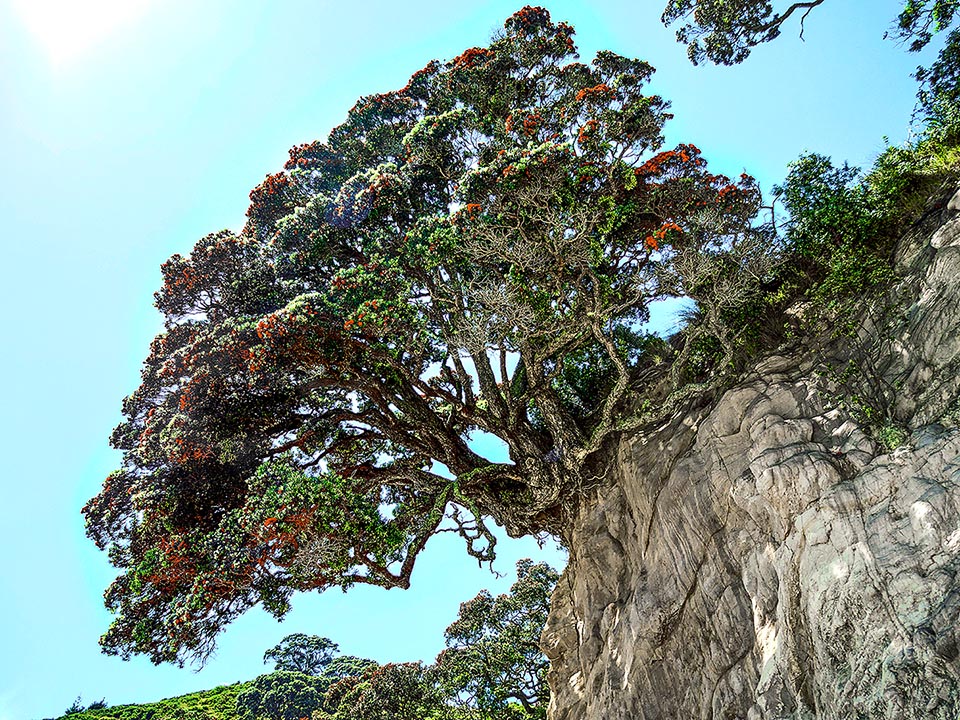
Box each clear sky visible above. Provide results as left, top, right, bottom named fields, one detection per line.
left=0, top=1, right=940, bottom=718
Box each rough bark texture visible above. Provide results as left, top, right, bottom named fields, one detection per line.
left=543, top=185, right=960, bottom=719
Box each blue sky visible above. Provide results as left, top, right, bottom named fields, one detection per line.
left=0, top=0, right=939, bottom=718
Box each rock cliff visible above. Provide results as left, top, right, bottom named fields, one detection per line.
left=542, top=186, right=960, bottom=719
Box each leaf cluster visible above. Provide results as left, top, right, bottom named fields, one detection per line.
left=661, top=1, right=826, bottom=66
left=773, top=112, right=960, bottom=321
left=659, top=0, right=960, bottom=120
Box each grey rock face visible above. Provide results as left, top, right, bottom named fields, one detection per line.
left=543, top=188, right=960, bottom=719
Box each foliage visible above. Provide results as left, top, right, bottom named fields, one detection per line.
left=895, top=1, right=960, bottom=119
left=320, top=662, right=444, bottom=720
left=773, top=153, right=892, bottom=316
left=661, top=0, right=827, bottom=65
left=47, top=683, right=249, bottom=720
left=895, top=0, right=960, bottom=52
left=236, top=671, right=328, bottom=720
left=64, top=698, right=86, bottom=716
left=661, top=1, right=960, bottom=64
left=660, top=0, right=960, bottom=114
left=773, top=110, right=960, bottom=318
left=318, top=655, right=380, bottom=686
left=770, top=117, right=960, bottom=448
left=435, top=560, right=558, bottom=718
left=84, top=5, right=767, bottom=666
left=263, top=634, right=339, bottom=675
left=52, top=560, right=557, bottom=720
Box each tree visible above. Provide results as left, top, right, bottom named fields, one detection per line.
left=83, top=5, right=765, bottom=665
left=63, top=698, right=85, bottom=716
left=322, top=663, right=443, bottom=720
left=264, top=634, right=339, bottom=676
left=236, top=671, right=328, bottom=720
left=436, top=559, right=558, bottom=718
left=319, top=655, right=379, bottom=685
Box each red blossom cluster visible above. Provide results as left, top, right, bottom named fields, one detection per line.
left=554, top=21, right=576, bottom=52
left=634, top=143, right=705, bottom=176
left=252, top=504, right=319, bottom=567
left=400, top=60, right=441, bottom=94
left=507, top=5, right=552, bottom=35
left=645, top=221, right=684, bottom=250
left=331, top=276, right=360, bottom=292
left=577, top=118, right=599, bottom=144
left=451, top=47, right=493, bottom=70
left=256, top=312, right=288, bottom=342
left=521, top=111, right=542, bottom=135
left=576, top=160, right=599, bottom=184
left=257, top=173, right=290, bottom=196
left=353, top=91, right=415, bottom=117
left=167, top=437, right=213, bottom=465
left=284, top=141, right=324, bottom=170
left=144, top=536, right=192, bottom=593
left=717, top=184, right=739, bottom=201
left=575, top=83, right=613, bottom=102
left=246, top=173, right=295, bottom=234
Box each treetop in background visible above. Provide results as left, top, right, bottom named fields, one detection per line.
left=661, top=0, right=960, bottom=115
left=84, top=5, right=768, bottom=666
left=263, top=633, right=339, bottom=676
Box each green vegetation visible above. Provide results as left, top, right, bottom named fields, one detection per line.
left=51, top=560, right=557, bottom=720
left=48, top=683, right=248, bottom=720
left=773, top=108, right=960, bottom=312
left=262, top=635, right=340, bottom=676
left=435, top=559, right=555, bottom=718
left=754, top=108, right=960, bottom=450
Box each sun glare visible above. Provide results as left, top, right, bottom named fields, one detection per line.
left=11, top=0, right=154, bottom=67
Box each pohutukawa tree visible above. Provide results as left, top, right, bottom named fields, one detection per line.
left=84, top=6, right=764, bottom=665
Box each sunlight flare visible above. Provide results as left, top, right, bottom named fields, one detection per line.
left=10, top=0, right=153, bottom=66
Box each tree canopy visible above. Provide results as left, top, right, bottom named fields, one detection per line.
left=83, top=6, right=766, bottom=665
left=435, top=559, right=557, bottom=718
left=240, top=561, right=556, bottom=719
left=263, top=634, right=339, bottom=676
left=660, top=0, right=960, bottom=113
left=662, top=0, right=828, bottom=66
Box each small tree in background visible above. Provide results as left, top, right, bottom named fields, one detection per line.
left=264, top=634, right=339, bottom=676
left=436, top=560, right=557, bottom=719
left=63, top=698, right=85, bottom=716
left=322, top=663, right=442, bottom=720
left=236, top=671, right=327, bottom=720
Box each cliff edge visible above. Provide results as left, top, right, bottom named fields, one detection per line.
left=543, top=185, right=960, bottom=719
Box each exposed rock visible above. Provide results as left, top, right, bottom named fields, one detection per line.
left=543, top=186, right=960, bottom=719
